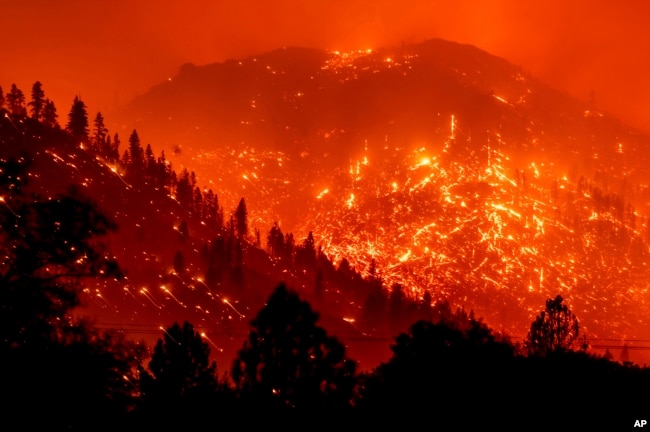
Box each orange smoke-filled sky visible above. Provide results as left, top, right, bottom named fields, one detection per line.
left=1, top=0, right=649, bottom=133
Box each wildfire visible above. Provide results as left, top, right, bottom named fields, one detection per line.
left=302, top=120, right=650, bottom=341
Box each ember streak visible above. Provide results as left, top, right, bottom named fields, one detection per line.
left=305, top=119, right=650, bottom=342
left=142, top=45, right=650, bottom=349
left=6, top=40, right=650, bottom=365
left=180, top=112, right=650, bottom=350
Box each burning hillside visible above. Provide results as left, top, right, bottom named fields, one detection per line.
left=112, top=39, right=650, bottom=346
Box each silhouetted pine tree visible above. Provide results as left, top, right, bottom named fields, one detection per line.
left=92, top=112, right=108, bottom=151
left=296, top=231, right=316, bottom=270
left=193, top=186, right=203, bottom=215
left=267, top=222, right=284, bottom=258
left=6, top=84, right=26, bottom=116
left=41, top=98, right=59, bottom=128
left=65, top=95, right=89, bottom=141
left=175, top=168, right=193, bottom=210
left=127, top=129, right=145, bottom=179
left=284, top=232, right=295, bottom=262
left=418, top=291, right=433, bottom=321
left=155, top=150, right=172, bottom=190
left=144, top=144, right=156, bottom=183
left=203, top=189, right=218, bottom=227
left=254, top=227, right=261, bottom=248
left=28, top=81, right=45, bottom=120
left=526, top=295, right=580, bottom=356
left=107, top=132, right=121, bottom=162
left=235, top=197, right=248, bottom=240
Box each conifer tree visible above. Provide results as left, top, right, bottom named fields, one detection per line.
left=155, top=150, right=172, bottom=191
left=42, top=98, right=58, bottom=128
left=368, top=258, right=378, bottom=281
left=175, top=169, right=193, bottom=210
left=526, top=295, right=580, bottom=356
left=66, top=95, right=89, bottom=141
left=235, top=197, right=248, bottom=240
left=255, top=228, right=261, bottom=248
left=121, top=149, right=129, bottom=166
left=28, top=81, right=45, bottom=120
left=109, top=133, right=121, bottom=163
left=127, top=130, right=145, bottom=178
left=6, top=84, right=26, bottom=116
left=102, top=135, right=112, bottom=160
left=284, top=233, right=294, bottom=262
left=193, top=186, right=203, bottom=215
left=267, top=223, right=284, bottom=258
left=144, top=144, right=155, bottom=181
left=296, top=231, right=316, bottom=270
left=203, top=189, right=217, bottom=225
left=92, top=112, right=108, bottom=150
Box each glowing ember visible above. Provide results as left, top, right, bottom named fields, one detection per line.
left=299, top=118, right=650, bottom=341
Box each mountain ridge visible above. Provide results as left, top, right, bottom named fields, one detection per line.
left=5, top=37, right=650, bottom=364
left=112, top=38, right=650, bottom=232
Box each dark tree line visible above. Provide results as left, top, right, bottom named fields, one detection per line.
left=1, top=83, right=229, bottom=233
left=200, top=232, right=245, bottom=290
left=66, top=280, right=650, bottom=428
left=118, top=129, right=227, bottom=230
left=0, top=82, right=58, bottom=126
left=3, top=84, right=649, bottom=429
